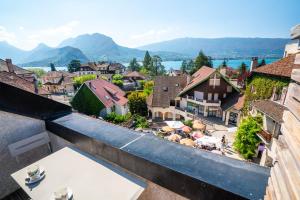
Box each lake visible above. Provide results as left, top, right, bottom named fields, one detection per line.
left=23, top=58, right=279, bottom=72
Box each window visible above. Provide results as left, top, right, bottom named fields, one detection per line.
left=223, top=93, right=226, bottom=98
left=209, top=74, right=220, bottom=87
left=214, top=93, right=219, bottom=101
left=208, top=93, right=212, bottom=100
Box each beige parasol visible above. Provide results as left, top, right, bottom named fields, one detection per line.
left=180, top=138, right=196, bottom=147
left=168, top=134, right=182, bottom=142
left=162, top=126, right=174, bottom=132
left=193, top=121, right=206, bottom=131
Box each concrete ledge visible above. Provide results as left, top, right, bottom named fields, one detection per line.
left=46, top=113, right=270, bottom=200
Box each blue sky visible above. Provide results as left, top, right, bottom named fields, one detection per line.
left=0, top=0, right=299, bottom=50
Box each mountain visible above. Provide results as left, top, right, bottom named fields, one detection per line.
left=59, top=33, right=188, bottom=62
left=20, top=46, right=88, bottom=67
left=0, top=41, right=27, bottom=63
left=0, top=41, right=88, bottom=67
left=138, top=37, right=290, bottom=58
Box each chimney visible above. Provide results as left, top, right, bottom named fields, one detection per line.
left=88, top=82, right=92, bottom=88
left=34, top=78, right=39, bottom=94
left=250, top=57, right=258, bottom=72
left=5, top=59, right=14, bottom=73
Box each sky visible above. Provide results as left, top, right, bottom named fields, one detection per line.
left=0, top=0, right=299, bottom=50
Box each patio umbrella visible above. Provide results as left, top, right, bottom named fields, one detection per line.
left=192, top=131, right=204, bottom=140
left=162, top=126, right=174, bottom=133
left=180, top=138, right=196, bottom=147
left=168, top=134, right=182, bottom=142
left=182, top=126, right=192, bottom=133
left=193, top=121, right=206, bottom=131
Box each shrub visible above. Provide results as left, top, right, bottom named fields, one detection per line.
left=143, top=81, right=154, bottom=96
left=133, top=115, right=149, bottom=128
left=105, top=112, right=131, bottom=124
left=233, top=116, right=261, bottom=159
left=183, top=120, right=193, bottom=127
left=112, top=74, right=124, bottom=87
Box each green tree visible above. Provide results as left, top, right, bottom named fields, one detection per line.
left=128, top=91, right=148, bottom=116
left=233, top=117, right=262, bottom=159
left=68, top=60, right=81, bottom=72
left=50, top=63, right=56, bottom=71
left=149, top=55, right=165, bottom=76
left=128, top=58, right=141, bottom=71
left=142, top=51, right=152, bottom=70
left=221, top=59, right=227, bottom=67
left=258, top=59, right=266, bottom=67
left=191, top=51, right=213, bottom=74
left=186, top=60, right=194, bottom=71
left=239, top=62, right=247, bottom=74
left=180, top=60, right=187, bottom=72
left=112, top=74, right=124, bottom=87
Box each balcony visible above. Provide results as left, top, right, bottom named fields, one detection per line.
left=186, top=96, right=221, bottom=106
left=0, top=82, right=271, bottom=200
left=257, top=130, right=272, bottom=144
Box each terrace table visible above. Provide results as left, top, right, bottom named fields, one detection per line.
left=11, top=147, right=146, bottom=200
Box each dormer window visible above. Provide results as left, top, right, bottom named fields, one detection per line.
left=209, top=74, right=220, bottom=88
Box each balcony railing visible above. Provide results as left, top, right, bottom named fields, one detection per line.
left=257, top=130, right=272, bottom=143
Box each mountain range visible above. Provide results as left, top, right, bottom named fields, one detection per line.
left=0, top=33, right=289, bottom=67
left=138, top=37, right=290, bottom=58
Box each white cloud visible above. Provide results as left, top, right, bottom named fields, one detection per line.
left=0, top=26, right=16, bottom=43
left=28, top=20, right=80, bottom=43
left=19, top=26, right=24, bottom=31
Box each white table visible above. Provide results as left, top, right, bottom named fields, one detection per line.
left=11, top=147, right=146, bottom=200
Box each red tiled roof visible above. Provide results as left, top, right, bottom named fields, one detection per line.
left=179, top=66, right=215, bottom=95
left=85, top=79, right=128, bottom=108
left=253, top=54, right=300, bottom=78
left=0, top=71, right=49, bottom=95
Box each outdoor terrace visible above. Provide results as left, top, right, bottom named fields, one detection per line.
left=0, top=81, right=270, bottom=200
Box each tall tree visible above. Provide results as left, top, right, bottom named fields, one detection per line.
left=50, top=63, right=56, bottom=71
left=239, top=62, right=247, bottom=74
left=221, top=59, right=227, bottom=67
left=186, top=60, right=194, bottom=71
left=191, top=51, right=213, bottom=74
left=128, top=58, right=141, bottom=71
left=180, top=60, right=187, bottom=72
left=67, top=60, right=81, bottom=73
left=149, top=55, right=165, bottom=76
left=258, top=59, right=266, bottom=67
left=142, top=51, right=152, bottom=70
